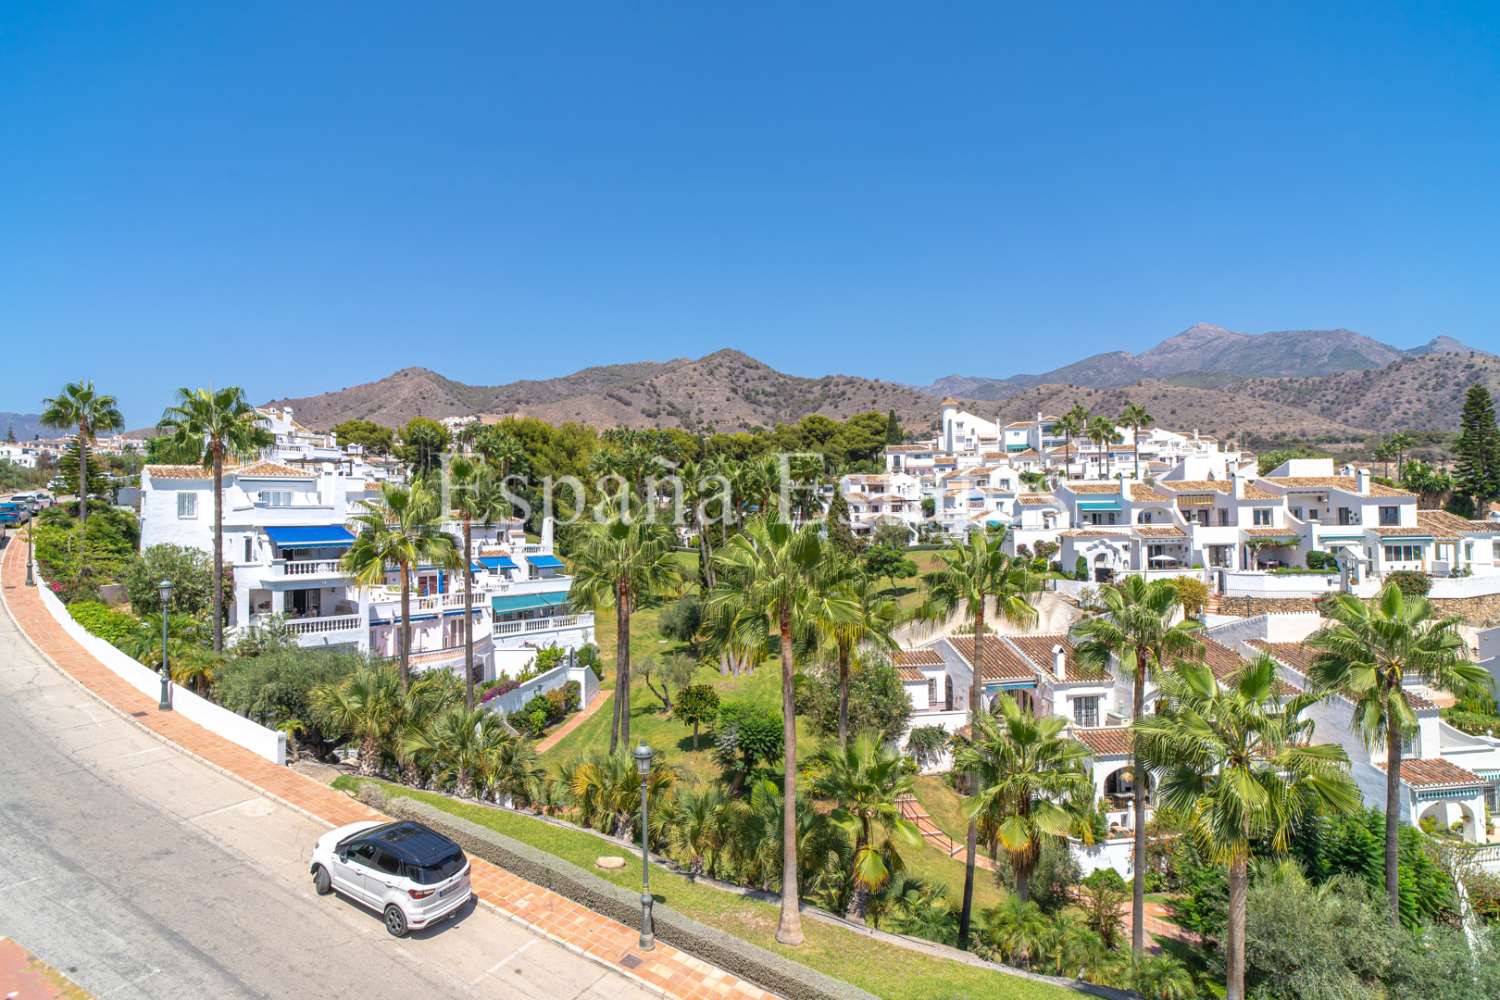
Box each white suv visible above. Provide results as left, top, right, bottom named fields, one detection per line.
left=309, top=820, right=472, bottom=936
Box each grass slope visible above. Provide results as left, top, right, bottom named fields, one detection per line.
left=334, top=777, right=1078, bottom=1000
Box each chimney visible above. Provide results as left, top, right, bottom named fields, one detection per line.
left=1232, top=470, right=1245, bottom=499
left=541, top=516, right=555, bottom=550
left=1052, top=644, right=1067, bottom=679
left=1357, top=467, right=1371, bottom=495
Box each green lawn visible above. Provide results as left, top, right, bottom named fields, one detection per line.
left=911, top=775, right=970, bottom=844
left=335, top=776, right=1079, bottom=1000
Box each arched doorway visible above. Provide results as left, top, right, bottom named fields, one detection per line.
left=1093, top=552, right=1114, bottom=583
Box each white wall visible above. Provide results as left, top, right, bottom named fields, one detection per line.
left=31, top=565, right=287, bottom=764
left=1427, top=575, right=1500, bottom=599
left=1071, top=837, right=1134, bottom=879
left=482, top=657, right=599, bottom=719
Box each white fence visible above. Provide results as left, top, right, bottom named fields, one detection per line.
left=30, top=565, right=287, bottom=764
left=1071, top=836, right=1134, bottom=878
left=1428, top=575, right=1500, bottom=599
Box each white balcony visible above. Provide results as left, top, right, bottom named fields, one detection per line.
left=269, top=558, right=349, bottom=579
left=282, top=613, right=365, bottom=635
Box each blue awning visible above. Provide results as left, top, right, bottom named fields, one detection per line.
left=264, top=525, right=356, bottom=549
left=527, top=554, right=564, bottom=569
left=492, top=592, right=570, bottom=615
left=478, top=555, right=518, bottom=571
left=1077, top=500, right=1122, bottom=512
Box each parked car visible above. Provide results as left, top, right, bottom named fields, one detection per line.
left=0, top=502, right=28, bottom=527
left=308, top=820, right=471, bottom=937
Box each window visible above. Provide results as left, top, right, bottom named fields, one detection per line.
left=1466, top=542, right=1475, bottom=561
left=1073, top=696, right=1099, bottom=728
left=259, top=490, right=292, bottom=507
left=346, top=842, right=378, bottom=868
left=1290, top=506, right=1302, bottom=520
left=1217, top=508, right=1230, bottom=526
left=375, top=850, right=402, bottom=876
left=927, top=678, right=937, bottom=703
left=1379, top=506, right=1399, bottom=526
left=177, top=492, right=197, bottom=519
left=1253, top=508, right=1272, bottom=526
left=1384, top=544, right=1422, bottom=563
left=243, top=537, right=252, bottom=563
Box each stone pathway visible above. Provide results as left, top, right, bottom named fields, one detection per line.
left=536, top=685, right=611, bottom=754
left=1, top=542, right=776, bottom=1000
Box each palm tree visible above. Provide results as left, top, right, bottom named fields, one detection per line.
left=40, top=379, right=124, bottom=528
left=402, top=704, right=506, bottom=798
left=1119, top=403, right=1153, bottom=481
left=448, top=456, right=510, bottom=708
left=1306, top=584, right=1491, bottom=926
left=568, top=516, right=681, bottom=753
left=1387, top=431, right=1415, bottom=479
left=483, top=734, right=544, bottom=807
left=1055, top=405, right=1088, bottom=478
left=809, top=732, right=922, bottom=919
left=158, top=386, right=274, bottom=652
left=310, top=666, right=402, bottom=775
left=1087, top=415, right=1120, bottom=480
left=567, top=750, right=676, bottom=839
left=980, top=896, right=1050, bottom=969
left=1074, top=575, right=1202, bottom=953
left=918, top=530, right=1039, bottom=949
left=816, top=559, right=901, bottom=746
left=706, top=517, right=856, bottom=945
left=342, top=481, right=461, bottom=690
left=1135, top=655, right=1361, bottom=1000
left=667, top=784, right=731, bottom=877
left=954, top=696, right=1093, bottom=903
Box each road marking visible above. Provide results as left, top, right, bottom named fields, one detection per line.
left=475, top=938, right=537, bottom=982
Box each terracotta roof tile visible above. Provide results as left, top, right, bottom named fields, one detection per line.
left=1416, top=509, right=1486, bottom=540
left=1243, top=526, right=1302, bottom=537
left=1019, top=493, right=1058, bottom=506
left=1073, top=727, right=1132, bottom=757
left=144, top=464, right=209, bottom=479
left=1064, top=483, right=1125, bottom=494
left=1005, top=634, right=1109, bottom=682
left=1060, top=528, right=1130, bottom=539
left=1130, top=484, right=1170, bottom=502
left=1378, top=758, right=1483, bottom=789
left=947, top=635, right=1039, bottom=682
left=234, top=461, right=314, bottom=478
left=1135, top=525, right=1187, bottom=539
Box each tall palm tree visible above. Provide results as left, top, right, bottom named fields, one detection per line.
left=342, top=481, right=461, bottom=690
left=817, top=559, right=901, bottom=746
left=1386, top=431, right=1415, bottom=479
left=1306, top=584, right=1490, bottom=926
left=809, top=732, right=922, bottom=919
left=1119, top=403, right=1153, bottom=481
left=310, top=666, right=403, bottom=776
left=706, top=517, right=856, bottom=945
left=568, top=516, right=681, bottom=753
left=954, top=696, right=1093, bottom=903
left=1135, top=655, right=1361, bottom=1000
left=1087, top=415, right=1120, bottom=480
left=448, top=456, right=510, bottom=708
left=918, top=530, right=1039, bottom=950
left=1074, top=575, right=1201, bottom=953
left=158, top=386, right=275, bottom=652
left=1055, top=405, right=1088, bottom=478
left=40, top=379, right=124, bottom=528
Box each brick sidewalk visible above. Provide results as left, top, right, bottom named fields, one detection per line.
left=1, top=542, right=776, bottom=1000
left=0, top=938, right=93, bottom=999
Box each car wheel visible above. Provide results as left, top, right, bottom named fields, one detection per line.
left=312, top=865, right=332, bottom=896
left=384, top=904, right=409, bottom=938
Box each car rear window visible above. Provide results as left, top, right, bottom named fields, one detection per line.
left=408, top=850, right=466, bottom=885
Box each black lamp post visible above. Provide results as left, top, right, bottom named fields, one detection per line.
left=157, top=579, right=173, bottom=711
left=24, top=524, right=34, bottom=586
left=632, top=741, right=655, bottom=950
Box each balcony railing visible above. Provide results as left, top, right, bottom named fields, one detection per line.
left=282, top=614, right=364, bottom=635
left=494, top=614, right=585, bottom=636
left=275, top=559, right=346, bottom=577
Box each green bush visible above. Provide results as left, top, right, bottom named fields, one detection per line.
left=795, top=654, right=912, bottom=743
left=66, top=600, right=139, bottom=644
left=713, top=701, right=784, bottom=792
left=659, top=595, right=703, bottom=649
left=1386, top=570, right=1430, bottom=597
left=1305, top=549, right=1335, bottom=571
left=33, top=507, right=139, bottom=602
left=214, top=646, right=364, bottom=754
left=124, top=544, right=217, bottom=616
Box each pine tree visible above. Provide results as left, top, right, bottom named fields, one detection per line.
left=1454, top=385, right=1500, bottom=514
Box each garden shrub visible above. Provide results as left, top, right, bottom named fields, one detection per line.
left=659, top=595, right=703, bottom=650
left=1386, top=569, right=1430, bottom=597
left=66, top=600, right=139, bottom=644
left=124, top=544, right=217, bottom=616
left=796, top=655, right=911, bottom=743
left=214, top=646, right=364, bottom=755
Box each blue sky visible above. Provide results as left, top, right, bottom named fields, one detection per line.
left=3, top=2, right=1498, bottom=424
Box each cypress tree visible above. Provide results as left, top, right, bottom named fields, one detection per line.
left=825, top=488, right=858, bottom=556
left=884, top=408, right=902, bottom=444
left=1454, top=384, right=1500, bottom=513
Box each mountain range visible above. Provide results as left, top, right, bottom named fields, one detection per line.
left=264, top=325, right=1499, bottom=443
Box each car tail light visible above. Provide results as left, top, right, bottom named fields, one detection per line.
left=408, top=888, right=434, bottom=900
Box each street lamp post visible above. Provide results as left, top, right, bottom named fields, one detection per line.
left=24, top=524, right=34, bottom=586
left=157, top=579, right=173, bottom=711
left=632, top=741, right=655, bottom=951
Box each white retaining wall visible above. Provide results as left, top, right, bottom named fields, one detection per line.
left=1428, top=575, right=1500, bottom=599
left=1071, top=837, right=1134, bottom=879
left=31, top=565, right=287, bottom=764
left=483, top=656, right=599, bottom=718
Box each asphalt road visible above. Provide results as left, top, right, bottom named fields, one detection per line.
left=0, top=593, right=654, bottom=1000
